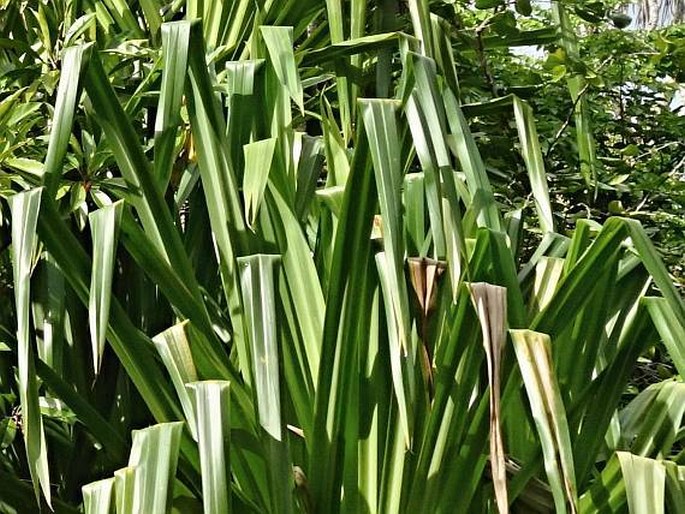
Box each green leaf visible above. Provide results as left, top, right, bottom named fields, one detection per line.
left=238, top=254, right=293, bottom=513
left=310, top=125, right=376, bottom=513
left=9, top=188, right=51, bottom=507
left=512, top=97, right=554, bottom=234
left=127, top=422, right=185, bottom=514
left=64, top=13, right=96, bottom=47
left=0, top=418, right=17, bottom=449
left=152, top=321, right=200, bottom=440
left=528, top=257, right=565, bottom=316
left=511, top=329, right=578, bottom=514
left=619, top=381, right=685, bottom=458
left=185, top=21, right=250, bottom=378
left=243, top=139, right=277, bottom=229
left=100, top=0, right=143, bottom=36
left=114, top=467, right=138, bottom=514
left=375, top=252, right=414, bottom=446
left=323, top=0, right=352, bottom=140
left=617, top=452, right=666, bottom=514
left=578, top=454, right=626, bottom=513
left=43, top=44, right=90, bottom=198
left=475, top=0, right=504, bottom=8
left=551, top=2, right=599, bottom=192
left=156, top=21, right=191, bottom=190
left=360, top=98, right=420, bottom=448
left=186, top=381, right=232, bottom=514
left=238, top=255, right=282, bottom=439
left=38, top=397, right=76, bottom=423
left=82, top=478, right=115, bottom=514
left=294, top=133, right=324, bottom=221
left=31, top=253, right=65, bottom=371
left=263, top=183, right=323, bottom=422
left=443, top=87, right=501, bottom=231
left=260, top=26, right=304, bottom=114
left=301, top=32, right=404, bottom=67
left=34, top=357, right=128, bottom=462
left=515, top=0, right=533, bottom=16
left=407, top=0, right=433, bottom=56
left=88, top=200, right=123, bottom=374
left=359, top=96, right=413, bottom=372
left=664, top=462, right=685, bottom=514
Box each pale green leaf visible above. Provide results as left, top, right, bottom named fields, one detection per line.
left=243, top=139, right=277, bottom=229
left=88, top=200, right=123, bottom=374
left=260, top=26, right=304, bottom=114
left=152, top=321, right=200, bottom=440
left=82, top=478, right=115, bottom=514
left=617, top=452, right=665, bottom=514
left=9, top=188, right=51, bottom=507
left=511, top=329, right=578, bottom=514
left=512, top=97, right=554, bottom=234
left=186, top=381, right=232, bottom=514
left=127, top=422, right=184, bottom=514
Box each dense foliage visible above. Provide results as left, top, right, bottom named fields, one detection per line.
left=0, top=1, right=684, bottom=513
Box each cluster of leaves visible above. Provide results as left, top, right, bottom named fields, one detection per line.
left=0, top=1, right=683, bottom=514
left=449, top=1, right=685, bottom=293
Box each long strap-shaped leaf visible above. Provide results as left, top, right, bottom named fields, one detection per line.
left=38, top=32, right=232, bottom=421
left=185, top=20, right=252, bottom=376
left=187, top=381, right=232, bottom=514
left=442, top=86, right=502, bottom=231
left=88, top=200, right=123, bottom=375
left=360, top=98, right=416, bottom=445
left=31, top=252, right=65, bottom=372
left=43, top=44, right=89, bottom=198
left=310, top=124, right=376, bottom=513
left=83, top=45, right=194, bottom=281
left=239, top=255, right=294, bottom=514
left=243, top=138, right=277, bottom=229
left=619, top=381, right=685, bottom=458
left=153, top=321, right=200, bottom=440
left=511, top=329, right=578, bottom=514
left=27, top=35, right=194, bottom=448
left=644, top=298, right=685, bottom=377
left=407, top=0, right=433, bottom=56
left=323, top=0, right=352, bottom=141
left=264, top=183, right=324, bottom=391
left=512, top=97, right=555, bottom=234
left=9, top=188, right=51, bottom=507
left=260, top=26, right=304, bottom=114
left=127, top=422, right=184, bottom=514
left=617, top=452, right=666, bottom=514
left=453, top=94, right=554, bottom=235
left=38, top=197, right=184, bottom=425
left=114, top=466, right=137, bottom=514
left=470, top=283, right=509, bottom=514
left=82, top=478, right=115, bottom=514
left=155, top=21, right=191, bottom=190
left=664, top=461, right=685, bottom=514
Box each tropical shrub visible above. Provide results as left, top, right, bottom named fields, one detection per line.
left=0, top=1, right=684, bottom=514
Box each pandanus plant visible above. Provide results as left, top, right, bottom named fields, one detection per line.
left=0, top=1, right=684, bottom=513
